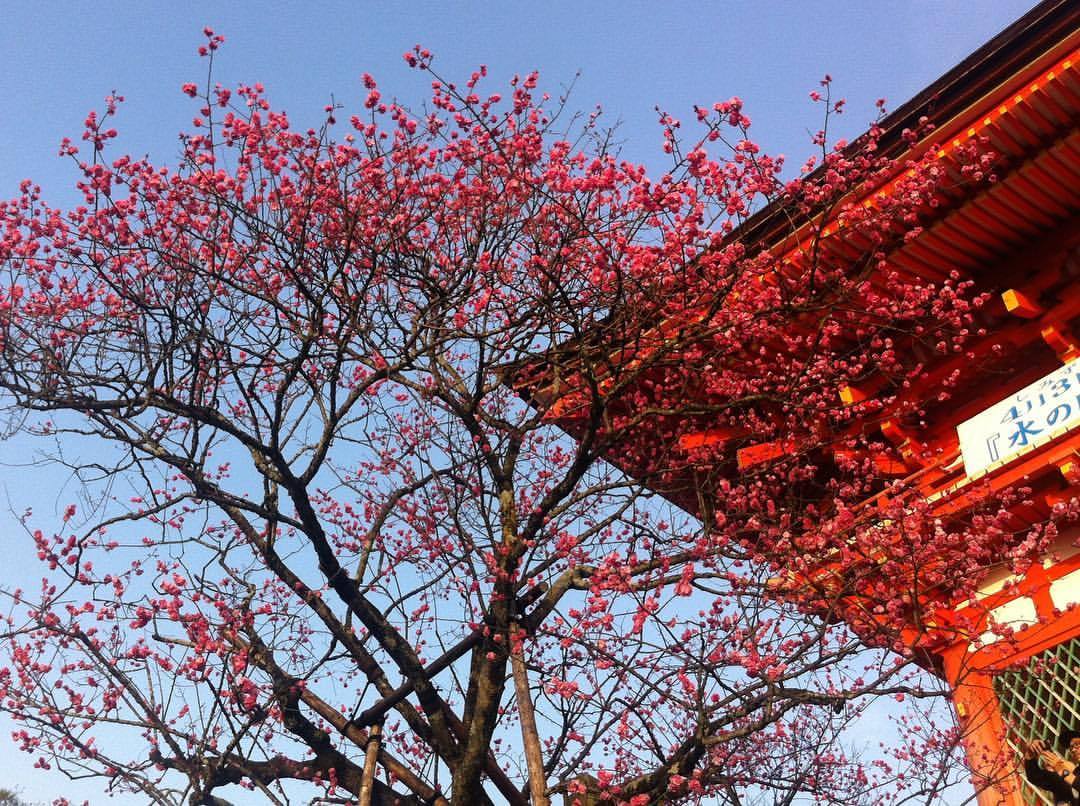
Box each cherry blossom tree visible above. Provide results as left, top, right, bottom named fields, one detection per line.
left=0, top=32, right=1008, bottom=806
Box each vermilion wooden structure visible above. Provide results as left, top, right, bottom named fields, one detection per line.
left=766, top=10, right=1080, bottom=801
left=533, top=2, right=1080, bottom=802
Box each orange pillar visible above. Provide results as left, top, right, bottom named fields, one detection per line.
left=943, top=647, right=1024, bottom=806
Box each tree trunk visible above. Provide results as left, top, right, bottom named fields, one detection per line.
left=562, top=775, right=600, bottom=806
left=359, top=721, right=383, bottom=806
left=511, top=635, right=549, bottom=805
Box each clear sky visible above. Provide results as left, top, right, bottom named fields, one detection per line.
left=0, top=1, right=1042, bottom=803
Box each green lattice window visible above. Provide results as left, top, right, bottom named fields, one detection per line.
left=995, top=636, right=1080, bottom=805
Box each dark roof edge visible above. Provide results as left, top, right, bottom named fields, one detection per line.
left=734, top=0, right=1080, bottom=248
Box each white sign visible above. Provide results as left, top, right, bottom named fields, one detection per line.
left=957, top=361, right=1080, bottom=477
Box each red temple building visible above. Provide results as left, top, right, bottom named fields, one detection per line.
left=532, top=2, right=1080, bottom=803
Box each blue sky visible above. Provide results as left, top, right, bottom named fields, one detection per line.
left=0, top=1, right=1041, bottom=802
left=1, top=1, right=1042, bottom=200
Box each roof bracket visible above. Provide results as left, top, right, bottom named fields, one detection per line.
left=1055, top=452, right=1080, bottom=486
left=1041, top=321, right=1080, bottom=363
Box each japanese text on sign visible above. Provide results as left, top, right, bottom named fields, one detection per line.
left=957, top=361, right=1080, bottom=477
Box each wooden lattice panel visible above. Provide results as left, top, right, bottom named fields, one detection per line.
left=995, top=637, right=1080, bottom=805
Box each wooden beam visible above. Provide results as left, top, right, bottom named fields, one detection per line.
left=833, top=449, right=910, bottom=476
left=1002, top=288, right=1044, bottom=319
left=837, top=373, right=890, bottom=407
left=678, top=426, right=743, bottom=451
left=737, top=439, right=796, bottom=471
